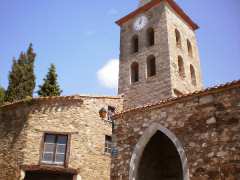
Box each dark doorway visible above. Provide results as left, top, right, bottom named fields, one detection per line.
left=138, top=131, right=183, bottom=180
left=24, top=171, right=73, bottom=180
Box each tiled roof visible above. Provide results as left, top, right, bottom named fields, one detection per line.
left=116, top=0, right=199, bottom=30
left=114, top=80, right=240, bottom=118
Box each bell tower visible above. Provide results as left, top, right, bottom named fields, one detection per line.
left=117, top=0, right=203, bottom=110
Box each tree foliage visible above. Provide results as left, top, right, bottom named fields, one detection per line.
left=38, top=64, right=62, bottom=97
left=0, top=86, right=5, bottom=105
left=5, top=44, right=36, bottom=102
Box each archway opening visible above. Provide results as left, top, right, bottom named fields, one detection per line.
left=137, top=131, right=183, bottom=180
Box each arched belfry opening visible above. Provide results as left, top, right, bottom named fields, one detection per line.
left=129, top=123, right=189, bottom=180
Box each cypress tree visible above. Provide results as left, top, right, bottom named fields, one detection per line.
left=38, top=64, right=62, bottom=97
left=5, top=44, right=36, bottom=102
left=0, top=86, right=5, bottom=105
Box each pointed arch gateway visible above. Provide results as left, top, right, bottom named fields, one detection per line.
left=129, top=123, right=189, bottom=180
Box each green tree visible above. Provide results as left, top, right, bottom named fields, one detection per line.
left=5, top=44, right=36, bottom=102
left=38, top=64, right=62, bottom=97
left=0, top=86, right=5, bottom=105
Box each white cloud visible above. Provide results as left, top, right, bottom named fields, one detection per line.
left=97, top=59, right=119, bottom=89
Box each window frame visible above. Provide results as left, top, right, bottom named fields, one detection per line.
left=104, top=135, right=112, bottom=155
left=40, top=132, right=71, bottom=167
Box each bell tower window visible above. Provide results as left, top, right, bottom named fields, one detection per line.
left=175, top=29, right=181, bottom=48
left=131, top=62, right=139, bottom=83
left=147, top=55, right=156, bottom=77
left=190, top=65, right=197, bottom=86
left=131, top=35, right=139, bottom=53
left=187, top=39, right=193, bottom=57
left=147, top=28, right=155, bottom=47
left=178, top=56, right=185, bottom=78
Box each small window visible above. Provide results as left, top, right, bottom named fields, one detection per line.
left=147, top=55, right=156, bottom=77
left=131, top=35, right=139, bottom=53
left=175, top=29, right=181, bottom=48
left=187, top=39, right=193, bottom=57
left=178, top=56, right=185, bottom=78
left=131, top=62, right=139, bottom=83
left=105, top=135, right=112, bottom=154
left=147, top=28, right=155, bottom=47
left=190, top=65, right=197, bottom=86
left=41, top=134, right=68, bottom=165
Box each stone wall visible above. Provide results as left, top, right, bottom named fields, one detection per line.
left=111, top=83, right=240, bottom=180
left=0, top=95, right=122, bottom=180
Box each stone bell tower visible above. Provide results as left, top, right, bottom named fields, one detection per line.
left=117, top=0, right=203, bottom=110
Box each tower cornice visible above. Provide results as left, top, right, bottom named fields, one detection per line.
left=116, top=0, right=199, bottom=30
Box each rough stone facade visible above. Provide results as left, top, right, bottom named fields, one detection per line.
left=0, top=96, right=122, bottom=180
left=111, top=82, right=240, bottom=180
left=118, top=1, right=202, bottom=110
left=0, top=1, right=239, bottom=180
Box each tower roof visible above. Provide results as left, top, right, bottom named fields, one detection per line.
left=116, top=0, right=199, bottom=30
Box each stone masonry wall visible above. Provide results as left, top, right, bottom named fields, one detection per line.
left=111, top=84, right=240, bottom=180
left=0, top=96, right=122, bottom=180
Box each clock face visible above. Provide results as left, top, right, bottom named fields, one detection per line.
left=133, top=15, right=148, bottom=31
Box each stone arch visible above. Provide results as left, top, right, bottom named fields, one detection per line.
left=129, top=123, right=189, bottom=180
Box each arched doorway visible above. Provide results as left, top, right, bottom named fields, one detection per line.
left=129, top=123, right=189, bottom=180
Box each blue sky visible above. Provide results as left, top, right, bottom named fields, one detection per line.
left=0, top=0, right=239, bottom=96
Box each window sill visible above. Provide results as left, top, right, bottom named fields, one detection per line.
left=146, top=75, right=157, bottom=82
left=130, top=81, right=140, bottom=86
left=179, top=75, right=185, bottom=80
left=40, top=162, right=66, bottom=168
left=176, top=45, right=182, bottom=49
left=103, top=152, right=112, bottom=157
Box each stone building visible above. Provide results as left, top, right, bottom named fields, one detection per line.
left=0, top=0, right=239, bottom=180
left=112, top=0, right=240, bottom=179
left=0, top=96, right=122, bottom=180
